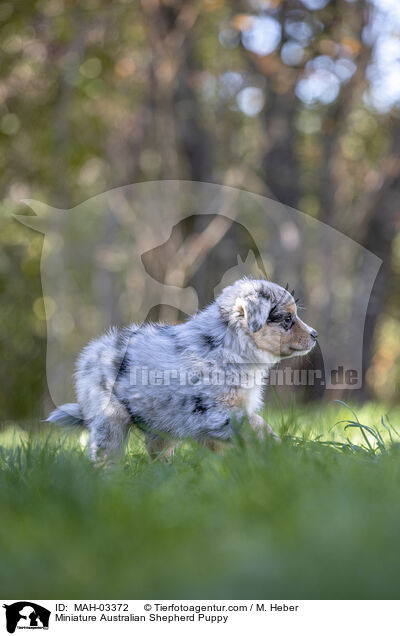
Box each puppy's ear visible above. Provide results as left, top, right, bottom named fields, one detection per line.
left=235, top=295, right=271, bottom=333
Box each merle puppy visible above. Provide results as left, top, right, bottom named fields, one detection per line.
left=48, top=278, right=317, bottom=462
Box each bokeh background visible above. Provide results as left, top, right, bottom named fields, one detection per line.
left=1, top=0, right=399, bottom=424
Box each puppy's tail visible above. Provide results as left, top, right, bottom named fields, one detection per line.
left=46, top=403, right=87, bottom=428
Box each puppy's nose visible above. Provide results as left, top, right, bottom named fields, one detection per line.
left=310, top=329, right=318, bottom=339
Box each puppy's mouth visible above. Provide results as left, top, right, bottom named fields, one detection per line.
left=286, top=341, right=316, bottom=355
left=289, top=344, right=312, bottom=352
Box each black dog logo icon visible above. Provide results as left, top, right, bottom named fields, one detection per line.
left=3, top=602, right=50, bottom=633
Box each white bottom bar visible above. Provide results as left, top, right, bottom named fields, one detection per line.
left=1, top=600, right=397, bottom=636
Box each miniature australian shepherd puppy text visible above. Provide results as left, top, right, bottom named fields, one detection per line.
left=48, top=278, right=318, bottom=462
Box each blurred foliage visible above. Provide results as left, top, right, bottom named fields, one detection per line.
left=0, top=0, right=399, bottom=421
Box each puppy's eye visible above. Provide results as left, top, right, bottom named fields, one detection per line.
left=282, top=315, right=294, bottom=330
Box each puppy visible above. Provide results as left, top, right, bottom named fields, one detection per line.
left=48, top=278, right=317, bottom=462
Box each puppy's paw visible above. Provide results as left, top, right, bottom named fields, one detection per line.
left=250, top=413, right=281, bottom=443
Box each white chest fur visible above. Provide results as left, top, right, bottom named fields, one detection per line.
left=242, top=384, right=264, bottom=415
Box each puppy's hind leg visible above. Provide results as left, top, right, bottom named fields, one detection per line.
left=88, top=406, right=131, bottom=466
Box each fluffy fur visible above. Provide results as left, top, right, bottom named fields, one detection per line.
left=47, top=278, right=317, bottom=462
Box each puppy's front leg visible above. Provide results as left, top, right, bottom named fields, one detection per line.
left=249, top=413, right=281, bottom=443
left=203, top=439, right=230, bottom=454
left=145, top=433, right=178, bottom=461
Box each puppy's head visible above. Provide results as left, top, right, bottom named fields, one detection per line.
left=218, top=278, right=317, bottom=361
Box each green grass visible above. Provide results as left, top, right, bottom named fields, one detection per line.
left=1, top=401, right=400, bottom=599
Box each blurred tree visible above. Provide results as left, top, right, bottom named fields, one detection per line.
left=1, top=0, right=399, bottom=422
